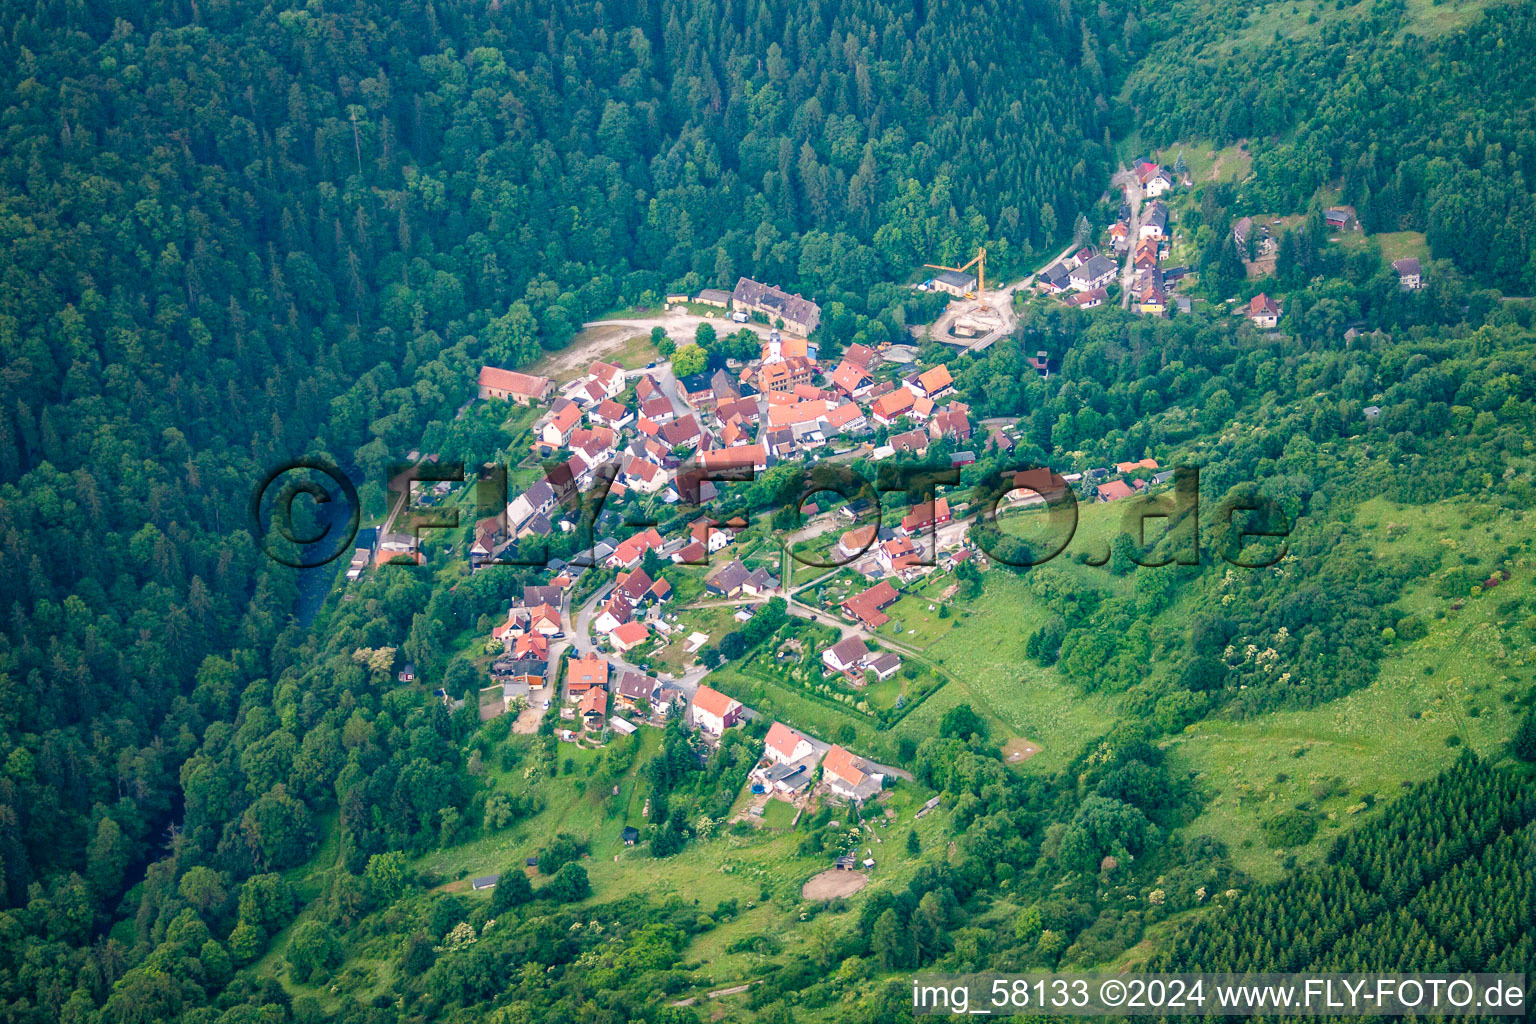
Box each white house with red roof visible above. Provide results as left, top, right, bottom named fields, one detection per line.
left=691, top=685, right=744, bottom=735
left=607, top=527, right=665, bottom=569
left=609, top=620, right=650, bottom=653
left=540, top=403, right=582, bottom=447
left=763, top=722, right=816, bottom=764
left=823, top=745, right=883, bottom=802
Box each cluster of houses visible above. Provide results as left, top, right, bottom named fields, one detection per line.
left=466, top=326, right=979, bottom=574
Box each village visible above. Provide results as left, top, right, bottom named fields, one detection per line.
left=332, top=151, right=1436, bottom=875
left=334, top=243, right=1201, bottom=874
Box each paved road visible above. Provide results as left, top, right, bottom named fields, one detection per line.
left=1112, top=166, right=1143, bottom=310
left=571, top=581, right=710, bottom=696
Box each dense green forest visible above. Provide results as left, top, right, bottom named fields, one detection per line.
left=0, top=0, right=1118, bottom=911
left=3, top=0, right=1536, bottom=1021
left=1158, top=754, right=1536, bottom=975
left=0, top=0, right=1129, bottom=1018
left=1125, top=0, right=1536, bottom=291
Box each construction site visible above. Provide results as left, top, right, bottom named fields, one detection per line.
left=915, top=246, right=1016, bottom=352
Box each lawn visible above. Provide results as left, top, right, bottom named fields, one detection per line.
left=874, top=593, right=963, bottom=649
left=1372, top=230, right=1429, bottom=263
left=760, top=798, right=797, bottom=829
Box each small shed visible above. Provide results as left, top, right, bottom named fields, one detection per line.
left=471, top=875, right=500, bottom=891
left=621, top=826, right=640, bottom=846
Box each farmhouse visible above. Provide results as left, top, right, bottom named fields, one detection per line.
left=823, top=745, right=882, bottom=803
left=540, top=402, right=582, bottom=448
left=704, top=558, right=752, bottom=597
left=1096, top=479, right=1136, bottom=502
left=822, top=636, right=873, bottom=674
left=614, top=671, right=661, bottom=711
left=870, top=389, right=916, bottom=426
left=579, top=687, right=608, bottom=728
left=889, top=428, right=929, bottom=456
left=1247, top=293, right=1281, bottom=328
left=763, top=722, right=816, bottom=765
left=909, top=364, right=955, bottom=399
left=478, top=366, right=554, bottom=405
left=608, top=527, right=665, bottom=569
left=1069, top=255, right=1118, bottom=291
left=589, top=399, right=633, bottom=430
left=567, top=653, right=609, bottom=696
left=877, top=536, right=921, bottom=573
left=900, top=497, right=951, bottom=535
left=1393, top=257, right=1424, bottom=290
left=609, top=620, right=650, bottom=653
left=830, top=360, right=875, bottom=397
left=930, top=268, right=977, bottom=296
left=837, top=523, right=878, bottom=560
left=842, top=580, right=900, bottom=629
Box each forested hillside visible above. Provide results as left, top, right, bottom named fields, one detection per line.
left=4, top=0, right=1536, bottom=1021
left=0, top=0, right=1127, bottom=1016
left=1124, top=0, right=1536, bottom=291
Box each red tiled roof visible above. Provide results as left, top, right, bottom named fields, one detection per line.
left=842, top=580, right=900, bottom=627
left=692, top=685, right=739, bottom=720
left=479, top=366, right=551, bottom=397
left=764, top=722, right=808, bottom=761
left=823, top=745, right=867, bottom=787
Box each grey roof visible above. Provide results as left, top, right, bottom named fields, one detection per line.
left=471, top=874, right=500, bottom=889
left=826, top=636, right=871, bottom=666
left=933, top=269, right=977, bottom=289
left=524, top=585, right=562, bottom=608
left=706, top=557, right=751, bottom=593
left=762, top=762, right=811, bottom=789
left=1143, top=202, right=1168, bottom=229
left=616, top=671, right=659, bottom=700
left=866, top=652, right=902, bottom=676
left=732, top=277, right=822, bottom=333
left=1039, top=262, right=1072, bottom=286
left=1071, top=255, right=1118, bottom=281
left=744, top=567, right=779, bottom=590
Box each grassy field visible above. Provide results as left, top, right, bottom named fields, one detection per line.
left=917, top=572, right=1126, bottom=773
left=1168, top=495, right=1536, bottom=881
left=875, top=592, right=963, bottom=648
left=1119, top=135, right=1253, bottom=184
left=1372, top=230, right=1430, bottom=262
left=1188, top=0, right=1499, bottom=53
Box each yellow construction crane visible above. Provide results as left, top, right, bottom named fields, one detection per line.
left=925, top=246, right=986, bottom=296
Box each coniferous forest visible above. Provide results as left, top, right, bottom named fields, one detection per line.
left=1, top=0, right=1536, bottom=1022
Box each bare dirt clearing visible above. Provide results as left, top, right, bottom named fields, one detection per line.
left=802, top=869, right=869, bottom=900
left=1003, top=737, right=1041, bottom=763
